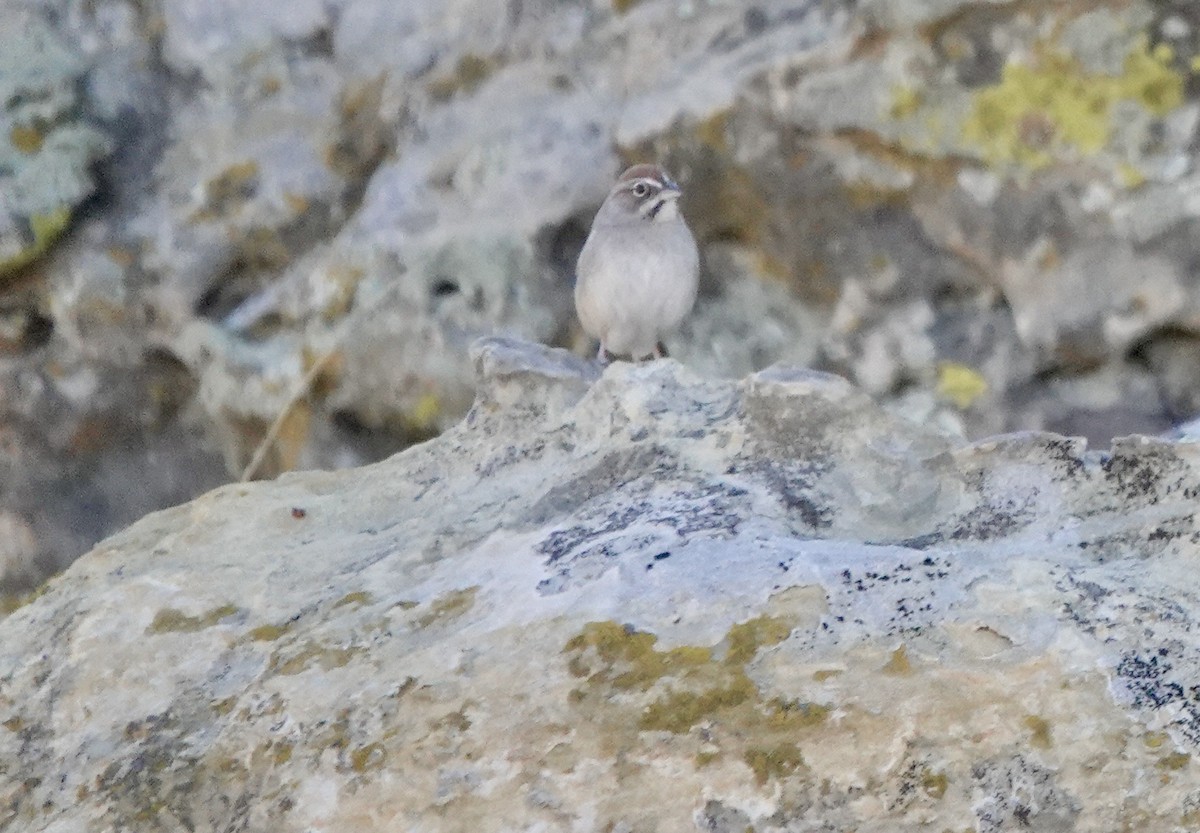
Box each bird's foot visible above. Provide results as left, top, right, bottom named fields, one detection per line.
left=596, top=344, right=613, bottom=365
left=654, top=341, right=669, bottom=359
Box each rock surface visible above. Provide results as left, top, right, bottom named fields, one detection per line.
left=0, top=10, right=110, bottom=277
left=3, top=338, right=1200, bottom=832
left=8, top=0, right=1200, bottom=610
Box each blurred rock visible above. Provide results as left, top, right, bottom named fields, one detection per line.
left=0, top=8, right=111, bottom=277
left=6, top=0, right=1200, bottom=593
left=1140, top=331, right=1200, bottom=421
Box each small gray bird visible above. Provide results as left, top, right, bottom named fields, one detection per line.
left=574, top=164, right=699, bottom=363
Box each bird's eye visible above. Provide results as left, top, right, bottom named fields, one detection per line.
left=632, top=182, right=650, bottom=197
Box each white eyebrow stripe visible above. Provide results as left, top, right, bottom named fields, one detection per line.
left=628, top=177, right=662, bottom=191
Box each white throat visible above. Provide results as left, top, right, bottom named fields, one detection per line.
left=645, top=198, right=680, bottom=223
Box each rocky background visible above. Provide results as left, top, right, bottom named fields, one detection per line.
left=5, top=0, right=1200, bottom=597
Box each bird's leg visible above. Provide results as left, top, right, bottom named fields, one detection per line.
left=654, top=341, right=669, bottom=359
left=596, top=342, right=613, bottom=365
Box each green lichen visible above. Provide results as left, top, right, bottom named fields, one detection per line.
left=427, top=54, right=495, bottom=101
left=434, top=707, right=472, bottom=732
left=191, top=160, right=259, bottom=221
left=414, top=586, right=478, bottom=628
left=333, top=590, right=374, bottom=609
left=269, top=641, right=364, bottom=675
left=0, top=580, right=52, bottom=616
left=565, top=621, right=712, bottom=691
left=145, top=604, right=239, bottom=634
left=0, top=206, right=72, bottom=277
left=209, top=697, right=237, bottom=716
left=743, top=742, right=805, bottom=785
left=246, top=622, right=291, bottom=641
left=350, top=742, right=387, bottom=772
left=564, top=614, right=827, bottom=790
left=566, top=619, right=799, bottom=733
left=764, top=697, right=829, bottom=731
left=1157, top=751, right=1191, bottom=771
left=639, top=675, right=757, bottom=733
left=882, top=644, right=913, bottom=675
left=724, top=615, right=793, bottom=665
left=1024, top=714, right=1052, bottom=749
left=962, top=36, right=1184, bottom=170
left=1144, top=730, right=1169, bottom=749
left=921, top=768, right=949, bottom=799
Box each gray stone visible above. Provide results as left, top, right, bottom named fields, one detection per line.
left=0, top=7, right=110, bottom=277
left=2, top=338, right=1200, bottom=830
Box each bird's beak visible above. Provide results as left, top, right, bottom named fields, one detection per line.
left=661, top=180, right=682, bottom=198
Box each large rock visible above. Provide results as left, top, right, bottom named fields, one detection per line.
left=2, top=338, right=1199, bottom=831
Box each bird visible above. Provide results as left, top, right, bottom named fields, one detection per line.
left=574, top=163, right=699, bottom=364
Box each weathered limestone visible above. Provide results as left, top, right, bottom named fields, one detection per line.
left=2, top=337, right=1198, bottom=831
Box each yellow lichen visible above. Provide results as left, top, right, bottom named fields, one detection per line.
left=1116, top=161, right=1146, bottom=188
left=890, top=85, right=923, bottom=119
left=409, top=393, right=442, bottom=432
left=936, top=362, right=988, bottom=409
left=963, top=36, right=1184, bottom=170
